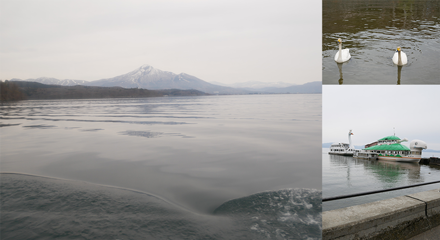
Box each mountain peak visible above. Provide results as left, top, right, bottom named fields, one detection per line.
left=132, top=64, right=163, bottom=76
left=140, top=64, right=153, bottom=69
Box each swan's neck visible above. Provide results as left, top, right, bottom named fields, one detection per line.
left=338, top=43, right=343, bottom=62
left=398, top=51, right=402, bottom=66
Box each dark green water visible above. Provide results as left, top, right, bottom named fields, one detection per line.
left=323, top=0, right=440, bottom=84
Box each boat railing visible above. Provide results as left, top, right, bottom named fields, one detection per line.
left=323, top=180, right=440, bottom=202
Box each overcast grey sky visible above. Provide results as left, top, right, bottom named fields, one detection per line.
left=323, top=85, right=440, bottom=151
left=0, top=0, right=321, bottom=84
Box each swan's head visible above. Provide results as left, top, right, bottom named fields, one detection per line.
left=338, top=38, right=342, bottom=43
left=396, top=47, right=401, bottom=52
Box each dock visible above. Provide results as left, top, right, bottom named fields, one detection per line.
left=353, top=156, right=440, bottom=165
left=419, top=157, right=440, bottom=166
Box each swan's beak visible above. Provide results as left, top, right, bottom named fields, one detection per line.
left=338, top=39, right=341, bottom=43
left=397, top=47, right=401, bottom=52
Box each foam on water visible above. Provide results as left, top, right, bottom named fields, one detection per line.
left=214, top=188, right=322, bottom=239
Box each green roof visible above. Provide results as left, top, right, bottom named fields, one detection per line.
left=364, top=143, right=410, bottom=151
left=379, top=136, right=401, bottom=141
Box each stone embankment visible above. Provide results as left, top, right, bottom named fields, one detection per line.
left=323, top=189, right=440, bottom=240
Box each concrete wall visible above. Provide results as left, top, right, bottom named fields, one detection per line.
left=323, top=189, right=440, bottom=240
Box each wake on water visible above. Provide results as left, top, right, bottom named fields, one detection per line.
left=1, top=173, right=321, bottom=239
left=214, top=189, right=322, bottom=239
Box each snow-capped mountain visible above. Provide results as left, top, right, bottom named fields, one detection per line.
left=8, top=65, right=321, bottom=94
left=11, top=77, right=88, bottom=86
left=86, top=65, right=245, bottom=94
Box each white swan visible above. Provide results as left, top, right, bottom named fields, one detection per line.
left=334, top=38, right=351, bottom=63
left=392, top=47, right=408, bottom=66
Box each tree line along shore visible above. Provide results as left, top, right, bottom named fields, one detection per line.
left=0, top=81, right=208, bottom=102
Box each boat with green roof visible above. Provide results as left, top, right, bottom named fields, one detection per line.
left=354, top=135, right=427, bottom=162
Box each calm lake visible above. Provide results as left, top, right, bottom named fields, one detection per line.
left=323, top=0, right=440, bottom=84
left=1, top=94, right=322, bottom=239
left=322, top=148, right=440, bottom=211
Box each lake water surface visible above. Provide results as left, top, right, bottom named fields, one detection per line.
left=322, top=148, right=440, bottom=211
left=1, top=95, right=322, bottom=239
left=323, top=0, right=440, bottom=84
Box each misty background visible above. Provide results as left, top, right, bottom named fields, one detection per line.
left=1, top=0, right=321, bottom=86
left=323, top=85, right=440, bottom=151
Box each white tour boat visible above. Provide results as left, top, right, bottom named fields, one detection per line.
left=329, top=130, right=356, bottom=156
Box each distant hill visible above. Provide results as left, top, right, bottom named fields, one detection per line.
left=210, top=80, right=321, bottom=94
left=10, top=77, right=87, bottom=86
left=211, top=81, right=294, bottom=89
left=246, top=81, right=322, bottom=94
left=322, top=143, right=332, bottom=148
left=11, top=81, right=208, bottom=100
left=425, top=149, right=440, bottom=153
left=11, top=65, right=322, bottom=95
left=12, top=65, right=247, bottom=95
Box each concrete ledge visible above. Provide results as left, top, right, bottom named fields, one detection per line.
left=323, top=189, right=440, bottom=240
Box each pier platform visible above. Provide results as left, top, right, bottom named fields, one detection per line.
left=420, top=157, right=440, bottom=166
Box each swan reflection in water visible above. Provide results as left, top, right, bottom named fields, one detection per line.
left=335, top=58, right=403, bottom=85
left=337, top=63, right=344, bottom=84
left=397, top=65, right=402, bottom=85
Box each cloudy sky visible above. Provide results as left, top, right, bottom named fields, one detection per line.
left=323, top=85, right=440, bottom=151
left=0, top=0, right=321, bottom=85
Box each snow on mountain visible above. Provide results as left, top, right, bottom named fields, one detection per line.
left=8, top=65, right=321, bottom=94
left=85, top=65, right=246, bottom=94
left=11, top=77, right=88, bottom=86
